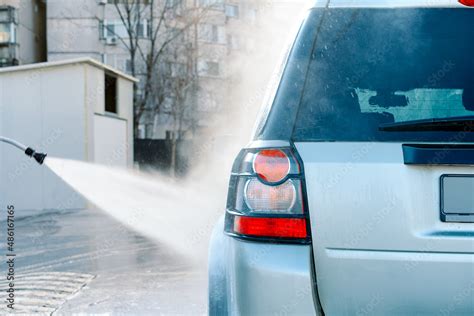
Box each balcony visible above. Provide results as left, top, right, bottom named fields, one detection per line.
left=0, top=44, right=18, bottom=67
left=0, top=6, right=18, bottom=67
left=0, top=6, right=17, bottom=24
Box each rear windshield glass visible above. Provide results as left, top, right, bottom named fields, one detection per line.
left=291, top=8, right=474, bottom=142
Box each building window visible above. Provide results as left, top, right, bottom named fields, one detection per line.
left=125, top=59, right=133, bottom=73
left=107, top=0, right=150, bottom=4
left=105, top=73, right=118, bottom=114
left=137, top=124, right=146, bottom=139
left=198, top=90, right=217, bottom=110
left=211, top=25, right=218, bottom=42
left=102, top=54, right=132, bottom=74
left=166, top=130, right=185, bottom=140
left=198, top=24, right=225, bottom=44
left=199, top=0, right=224, bottom=10
left=0, top=6, right=18, bottom=67
left=100, top=19, right=149, bottom=39
left=225, top=4, right=239, bottom=18
left=162, top=97, right=174, bottom=111
left=168, top=27, right=184, bottom=41
left=137, top=20, right=149, bottom=38
left=145, top=124, right=154, bottom=139
left=206, top=62, right=219, bottom=76
left=0, top=23, right=15, bottom=44
left=0, top=6, right=17, bottom=24
left=247, top=9, right=257, bottom=22
left=168, top=62, right=187, bottom=78
left=165, top=0, right=183, bottom=10
left=227, top=34, right=239, bottom=50
left=0, top=6, right=17, bottom=44
left=198, top=61, right=219, bottom=77
left=0, top=46, right=19, bottom=67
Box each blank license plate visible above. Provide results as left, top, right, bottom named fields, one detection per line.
left=441, top=175, right=474, bottom=222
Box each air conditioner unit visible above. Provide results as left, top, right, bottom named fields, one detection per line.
left=105, top=36, right=118, bottom=45
left=98, top=0, right=107, bottom=5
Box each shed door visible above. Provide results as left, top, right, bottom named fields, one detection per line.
left=93, top=114, right=128, bottom=167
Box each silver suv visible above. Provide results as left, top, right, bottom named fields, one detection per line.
left=209, top=0, right=474, bottom=314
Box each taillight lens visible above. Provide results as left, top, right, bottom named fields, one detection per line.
left=459, top=0, right=474, bottom=6
left=233, top=216, right=307, bottom=239
left=232, top=177, right=304, bottom=215
left=253, top=149, right=290, bottom=183
left=245, top=178, right=298, bottom=212
left=225, top=147, right=310, bottom=243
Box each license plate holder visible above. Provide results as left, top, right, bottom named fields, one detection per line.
left=441, top=175, right=474, bottom=223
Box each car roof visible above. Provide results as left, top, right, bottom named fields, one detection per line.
left=313, top=0, right=469, bottom=8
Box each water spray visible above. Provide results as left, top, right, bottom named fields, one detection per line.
left=0, top=136, right=47, bottom=165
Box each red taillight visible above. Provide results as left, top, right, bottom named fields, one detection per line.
left=233, top=216, right=307, bottom=239
left=253, top=149, right=290, bottom=183
left=459, top=0, right=474, bottom=6
left=225, top=147, right=310, bottom=243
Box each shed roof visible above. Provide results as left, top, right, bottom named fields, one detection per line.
left=0, top=58, right=139, bottom=82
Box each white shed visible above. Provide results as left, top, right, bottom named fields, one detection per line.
left=0, top=58, right=137, bottom=212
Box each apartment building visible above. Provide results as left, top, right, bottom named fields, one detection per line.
left=0, top=0, right=46, bottom=67
left=45, top=0, right=260, bottom=140
left=188, top=0, right=258, bottom=135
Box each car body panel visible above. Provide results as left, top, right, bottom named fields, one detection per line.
left=296, top=142, right=474, bottom=314
left=208, top=216, right=320, bottom=315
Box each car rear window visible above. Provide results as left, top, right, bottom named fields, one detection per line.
left=257, top=8, right=474, bottom=142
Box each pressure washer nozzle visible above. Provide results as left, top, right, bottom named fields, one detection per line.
left=33, top=152, right=47, bottom=165
left=25, top=147, right=47, bottom=165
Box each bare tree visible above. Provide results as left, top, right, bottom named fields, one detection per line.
left=109, top=0, right=209, bottom=137
left=165, top=40, right=198, bottom=176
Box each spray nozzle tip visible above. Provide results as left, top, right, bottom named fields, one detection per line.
left=33, top=152, right=47, bottom=165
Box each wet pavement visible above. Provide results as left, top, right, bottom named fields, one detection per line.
left=0, top=208, right=207, bottom=315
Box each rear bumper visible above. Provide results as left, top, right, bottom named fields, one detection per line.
left=208, top=216, right=321, bottom=315
left=316, top=247, right=474, bottom=315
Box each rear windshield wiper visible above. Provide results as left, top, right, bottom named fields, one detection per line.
left=379, top=116, right=474, bottom=132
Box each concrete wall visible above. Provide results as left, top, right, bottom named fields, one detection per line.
left=0, top=60, right=135, bottom=212
left=47, top=0, right=103, bottom=62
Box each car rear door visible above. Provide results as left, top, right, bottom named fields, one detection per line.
left=297, top=142, right=474, bottom=314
